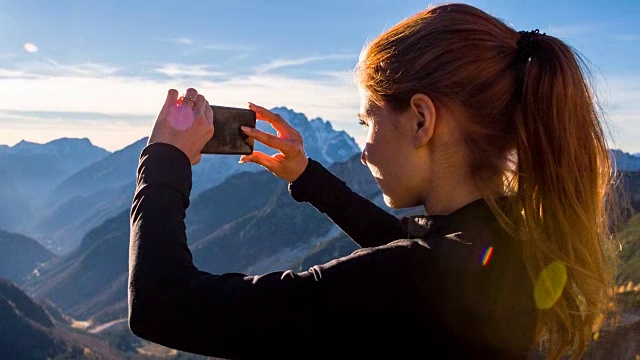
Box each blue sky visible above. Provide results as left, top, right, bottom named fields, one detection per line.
left=0, top=0, right=638, bottom=153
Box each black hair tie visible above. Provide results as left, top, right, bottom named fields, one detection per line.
left=517, top=29, right=546, bottom=60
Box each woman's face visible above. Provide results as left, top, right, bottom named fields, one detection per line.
left=358, top=88, right=423, bottom=209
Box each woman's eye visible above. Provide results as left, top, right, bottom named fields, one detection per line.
left=358, top=119, right=369, bottom=127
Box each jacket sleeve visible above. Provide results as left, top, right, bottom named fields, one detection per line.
left=288, top=158, right=406, bottom=248
left=128, top=143, right=428, bottom=359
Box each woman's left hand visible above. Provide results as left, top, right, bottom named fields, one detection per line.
left=148, top=88, right=214, bottom=165
left=238, top=103, right=308, bottom=183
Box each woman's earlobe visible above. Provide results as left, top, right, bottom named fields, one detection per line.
left=410, top=94, right=436, bottom=148
left=414, top=119, right=434, bottom=148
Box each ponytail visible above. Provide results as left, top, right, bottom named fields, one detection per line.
left=514, top=34, right=618, bottom=359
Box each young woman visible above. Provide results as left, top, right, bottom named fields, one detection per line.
left=128, top=3, right=617, bottom=359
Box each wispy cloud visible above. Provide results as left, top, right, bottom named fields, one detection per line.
left=0, top=59, right=120, bottom=79
left=0, top=68, right=27, bottom=78
left=153, top=63, right=226, bottom=78
left=543, top=24, right=596, bottom=37
left=170, top=37, right=193, bottom=45
left=201, top=43, right=253, bottom=52
left=0, top=110, right=153, bottom=123
left=614, top=34, right=640, bottom=41
left=166, top=36, right=251, bottom=52
left=255, top=54, right=356, bottom=73
left=41, top=58, right=120, bottom=77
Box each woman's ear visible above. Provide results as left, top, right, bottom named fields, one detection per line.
left=409, top=93, right=436, bottom=148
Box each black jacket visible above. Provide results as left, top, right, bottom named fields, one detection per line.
left=128, top=143, right=537, bottom=359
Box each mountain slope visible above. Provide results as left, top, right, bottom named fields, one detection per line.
left=617, top=213, right=640, bottom=286
left=611, top=149, right=640, bottom=172
left=621, top=171, right=640, bottom=214
left=0, top=229, right=55, bottom=284
left=25, top=211, right=130, bottom=322
left=27, top=138, right=145, bottom=254
left=30, top=181, right=134, bottom=254
left=0, top=277, right=122, bottom=359
left=51, top=138, right=146, bottom=203
left=0, top=171, right=32, bottom=231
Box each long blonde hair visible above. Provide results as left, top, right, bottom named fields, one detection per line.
left=356, top=3, right=619, bottom=358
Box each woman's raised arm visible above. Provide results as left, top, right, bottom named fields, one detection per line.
left=128, top=142, right=435, bottom=359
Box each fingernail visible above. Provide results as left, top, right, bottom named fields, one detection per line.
left=241, top=126, right=251, bottom=132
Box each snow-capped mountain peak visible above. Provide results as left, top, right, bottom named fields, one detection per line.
left=266, top=107, right=360, bottom=166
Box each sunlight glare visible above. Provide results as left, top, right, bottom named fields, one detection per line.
left=23, top=42, right=38, bottom=53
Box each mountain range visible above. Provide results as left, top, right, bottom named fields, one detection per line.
left=3, top=107, right=360, bottom=254
left=0, top=138, right=109, bottom=232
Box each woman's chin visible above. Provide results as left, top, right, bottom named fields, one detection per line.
left=383, top=194, right=401, bottom=209
left=383, top=194, right=422, bottom=209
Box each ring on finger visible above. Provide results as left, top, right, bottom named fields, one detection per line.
left=183, top=95, right=197, bottom=105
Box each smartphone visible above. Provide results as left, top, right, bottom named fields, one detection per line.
left=201, top=105, right=256, bottom=155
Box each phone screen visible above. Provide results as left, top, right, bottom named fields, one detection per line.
left=201, top=105, right=256, bottom=155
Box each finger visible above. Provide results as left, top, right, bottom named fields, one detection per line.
left=241, top=126, right=294, bottom=153
left=204, top=100, right=214, bottom=125
left=238, top=151, right=279, bottom=169
left=248, top=102, right=295, bottom=136
left=194, top=94, right=206, bottom=113
left=165, top=89, right=179, bottom=108
left=183, top=88, right=199, bottom=110
left=158, top=89, right=180, bottom=119
left=192, top=153, right=202, bottom=165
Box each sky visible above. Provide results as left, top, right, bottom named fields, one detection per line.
left=0, top=0, right=638, bottom=153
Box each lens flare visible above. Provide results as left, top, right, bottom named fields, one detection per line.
left=481, top=246, right=494, bottom=266
left=167, top=100, right=195, bottom=130
left=534, top=261, right=567, bottom=309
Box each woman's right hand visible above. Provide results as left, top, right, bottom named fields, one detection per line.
left=148, top=88, right=214, bottom=165
left=238, top=103, right=309, bottom=183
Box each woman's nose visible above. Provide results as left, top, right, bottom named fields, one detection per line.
left=360, top=150, right=367, bottom=166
